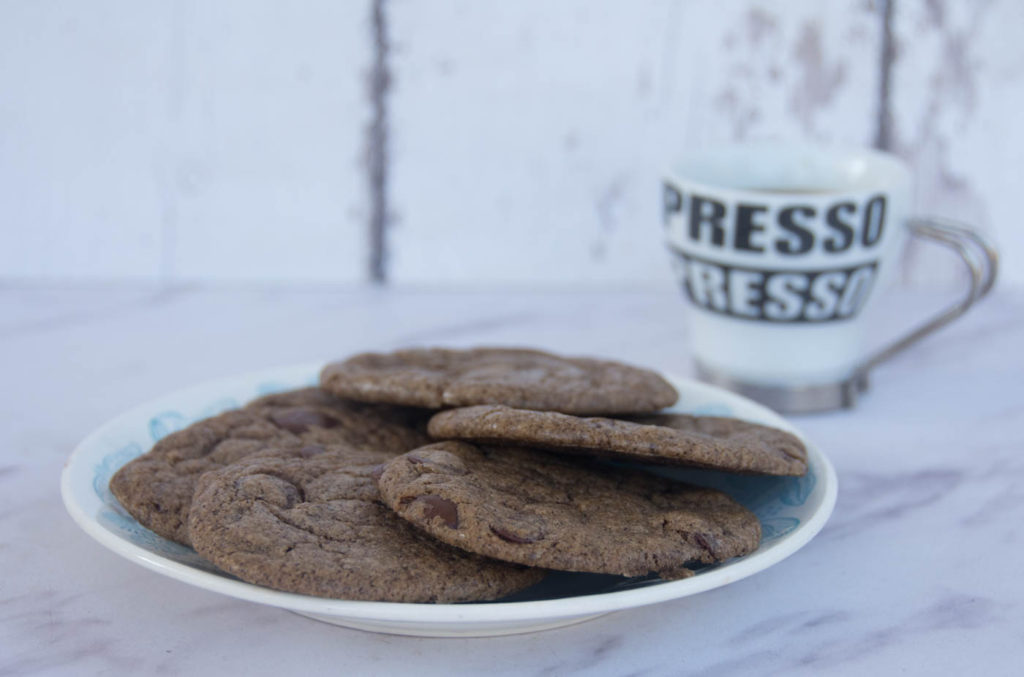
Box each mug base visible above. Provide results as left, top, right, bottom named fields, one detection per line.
left=694, top=361, right=868, bottom=414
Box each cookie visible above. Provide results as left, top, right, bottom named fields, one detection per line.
left=109, top=387, right=430, bottom=546
left=377, top=441, right=762, bottom=578
left=320, top=347, right=678, bottom=415
left=427, top=405, right=808, bottom=476
left=188, top=444, right=545, bottom=602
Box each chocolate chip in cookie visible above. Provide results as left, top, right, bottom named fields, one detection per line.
left=109, top=387, right=430, bottom=546
left=377, top=441, right=762, bottom=578
left=188, top=445, right=544, bottom=602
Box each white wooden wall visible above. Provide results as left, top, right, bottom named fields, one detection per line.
left=1, top=0, right=1021, bottom=287
left=0, top=1, right=370, bottom=283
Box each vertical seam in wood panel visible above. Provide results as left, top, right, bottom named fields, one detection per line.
left=367, top=0, right=391, bottom=284
left=874, top=0, right=896, bottom=150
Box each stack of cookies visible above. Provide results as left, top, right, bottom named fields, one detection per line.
left=109, top=348, right=808, bottom=604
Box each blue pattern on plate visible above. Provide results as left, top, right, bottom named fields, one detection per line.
left=686, top=403, right=735, bottom=417
left=93, top=441, right=228, bottom=573
left=781, top=470, right=817, bottom=506
left=93, top=443, right=143, bottom=504
left=95, top=508, right=222, bottom=571
left=149, top=411, right=187, bottom=443
left=668, top=469, right=813, bottom=544
left=761, top=517, right=801, bottom=540
left=257, top=379, right=313, bottom=396
left=197, top=398, right=239, bottom=419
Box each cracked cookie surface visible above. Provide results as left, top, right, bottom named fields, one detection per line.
left=377, top=441, right=762, bottom=578
left=428, top=406, right=808, bottom=476
left=188, top=444, right=544, bottom=602
left=109, top=387, right=430, bottom=546
left=320, top=347, right=678, bottom=415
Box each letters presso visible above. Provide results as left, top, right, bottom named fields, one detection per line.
left=663, top=184, right=886, bottom=323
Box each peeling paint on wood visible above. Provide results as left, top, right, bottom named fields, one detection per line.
left=682, top=1, right=880, bottom=149
left=891, top=0, right=1024, bottom=286
left=388, top=1, right=882, bottom=286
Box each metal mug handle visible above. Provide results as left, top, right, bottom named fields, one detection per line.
left=845, top=217, right=1000, bottom=402
left=709, top=216, right=1000, bottom=414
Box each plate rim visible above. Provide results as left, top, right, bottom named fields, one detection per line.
left=61, top=362, right=838, bottom=624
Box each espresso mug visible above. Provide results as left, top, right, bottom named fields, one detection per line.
left=663, top=143, right=998, bottom=413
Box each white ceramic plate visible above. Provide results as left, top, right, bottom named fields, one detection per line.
left=61, top=363, right=837, bottom=637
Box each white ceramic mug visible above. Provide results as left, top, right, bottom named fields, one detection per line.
left=663, top=142, right=998, bottom=413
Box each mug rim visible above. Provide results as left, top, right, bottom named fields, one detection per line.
left=665, top=141, right=910, bottom=198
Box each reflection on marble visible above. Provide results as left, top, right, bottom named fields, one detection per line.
left=1, top=286, right=1022, bottom=675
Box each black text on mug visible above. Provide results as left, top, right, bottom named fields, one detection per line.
left=662, top=184, right=887, bottom=323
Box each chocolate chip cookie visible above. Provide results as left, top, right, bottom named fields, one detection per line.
left=188, top=444, right=545, bottom=602
left=377, top=441, right=762, bottom=578
left=320, top=347, right=678, bottom=415
left=427, top=405, right=808, bottom=476
left=109, top=387, right=430, bottom=546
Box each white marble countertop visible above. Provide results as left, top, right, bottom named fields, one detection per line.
left=2, top=285, right=1022, bottom=676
